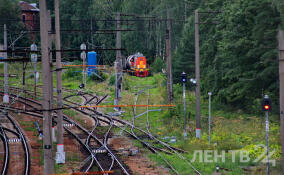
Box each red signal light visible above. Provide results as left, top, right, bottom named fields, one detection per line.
left=264, top=105, right=270, bottom=110
left=261, top=95, right=272, bottom=111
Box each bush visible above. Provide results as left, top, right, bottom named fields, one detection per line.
left=108, top=74, right=115, bottom=85
left=150, top=57, right=165, bottom=73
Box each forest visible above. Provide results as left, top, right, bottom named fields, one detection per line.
left=1, top=0, right=284, bottom=113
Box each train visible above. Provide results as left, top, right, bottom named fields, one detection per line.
left=125, top=53, right=149, bottom=77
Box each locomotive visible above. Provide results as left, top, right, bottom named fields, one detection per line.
left=125, top=53, right=149, bottom=77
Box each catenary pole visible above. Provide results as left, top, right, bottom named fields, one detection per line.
left=195, top=10, right=201, bottom=138
left=47, top=11, right=54, bottom=115
left=55, top=0, right=65, bottom=163
left=115, top=12, right=122, bottom=107
left=278, top=30, right=284, bottom=174
left=166, top=8, right=173, bottom=103
left=39, top=0, right=54, bottom=174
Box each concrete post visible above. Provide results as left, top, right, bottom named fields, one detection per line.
left=195, top=10, right=201, bottom=138
left=278, top=30, right=284, bottom=174
left=39, top=0, right=55, bottom=173
left=55, top=0, right=65, bottom=164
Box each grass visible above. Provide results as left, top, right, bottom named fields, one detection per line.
left=1, top=63, right=282, bottom=174
left=114, top=73, right=282, bottom=174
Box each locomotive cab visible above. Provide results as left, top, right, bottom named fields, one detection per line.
left=126, top=53, right=149, bottom=77
left=135, top=56, right=148, bottom=77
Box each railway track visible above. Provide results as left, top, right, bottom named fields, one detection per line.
left=1, top=89, right=132, bottom=174
left=64, top=91, right=201, bottom=174
left=1, top=86, right=202, bottom=174
left=0, top=113, right=30, bottom=175
left=0, top=126, right=9, bottom=175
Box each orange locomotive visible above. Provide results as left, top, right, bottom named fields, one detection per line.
left=126, top=53, right=149, bottom=77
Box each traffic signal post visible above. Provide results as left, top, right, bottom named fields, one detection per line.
left=262, top=95, right=272, bottom=175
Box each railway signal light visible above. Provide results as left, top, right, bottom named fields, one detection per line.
left=79, top=83, right=85, bottom=89
left=181, top=72, right=187, bottom=83
left=80, top=43, right=86, bottom=51
left=261, top=95, right=272, bottom=111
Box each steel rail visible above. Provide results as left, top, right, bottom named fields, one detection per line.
left=2, top=90, right=169, bottom=173
left=1, top=89, right=186, bottom=154
left=60, top=93, right=188, bottom=153
left=66, top=93, right=116, bottom=174
left=0, top=92, right=101, bottom=174
left=2, top=127, right=20, bottom=138
left=0, top=126, right=9, bottom=175
left=2, top=88, right=188, bottom=173
left=132, top=93, right=180, bottom=175
left=6, top=114, right=30, bottom=175
left=1, top=90, right=123, bottom=174
left=136, top=91, right=202, bottom=175
left=63, top=127, right=104, bottom=173
left=102, top=116, right=115, bottom=172
left=63, top=116, right=130, bottom=175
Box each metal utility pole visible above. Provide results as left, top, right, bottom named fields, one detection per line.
left=3, top=24, right=9, bottom=104
left=278, top=30, right=284, bottom=174
left=208, top=92, right=212, bottom=144
left=181, top=72, right=187, bottom=139
left=166, top=8, right=173, bottom=103
left=54, top=0, right=65, bottom=164
left=195, top=10, right=201, bottom=139
left=39, top=0, right=54, bottom=174
left=115, top=12, right=122, bottom=107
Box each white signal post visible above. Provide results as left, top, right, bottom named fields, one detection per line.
left=262, top=94, right=271, bottom=175
left=3, top=24, right=9, bottom=104
left=181, top=72, right=187, bottom=139
left=80, top=43, right=87, bottom=88
left=30, top=43, right=38, bottom=97
left=265, top=108, right=270, bottom=175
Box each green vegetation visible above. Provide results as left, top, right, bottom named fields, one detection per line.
left=113, top=73, right=281, bottom=174
left=1, top=0, right=284, bottom=174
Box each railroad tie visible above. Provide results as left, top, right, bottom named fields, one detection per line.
left=63, top=123, right=74, bottom=127
left=92, top=149, right=106, bottom=154
left=8, top=138, right=21, bottom=143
